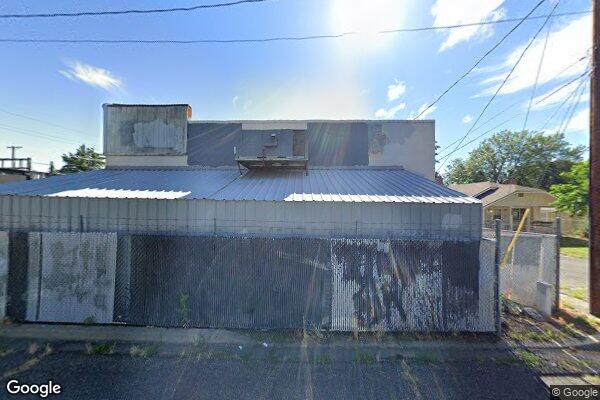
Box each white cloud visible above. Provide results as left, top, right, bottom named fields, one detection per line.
left=408, top=103, right=437, bottom=120
left=479, top=15, right=591, bottom=96
left=462, top=114, right=473, bottom=124
left=548, top=107, right=589, bottom=134
left=59, top=61, right=122, bottom=90
left=232, top=95, right=253, bottom=112
left=387, top=80, right=406, bottom=102
left=431, top=0, right=505, bottom=51
left=375, top=102, right=406, bottom=119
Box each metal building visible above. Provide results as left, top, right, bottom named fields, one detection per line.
left=0, top=104, right=493, bottom=333
left=0, top=104, right=480, bottom=239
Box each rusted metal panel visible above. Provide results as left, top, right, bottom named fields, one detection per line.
left=330, top=238, right=481, bottom=331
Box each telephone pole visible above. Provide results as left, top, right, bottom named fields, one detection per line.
left=590, top=0, right=600, bottom=317
left=6, top=145, right=23, bottom=168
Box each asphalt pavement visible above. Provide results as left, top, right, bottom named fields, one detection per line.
left=0, top=336, right=548, bottom=400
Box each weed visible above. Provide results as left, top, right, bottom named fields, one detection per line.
left=574, top=315, right=600, bottom=332
left=564, top=287, right=588, bottom=301
left=86, top=342, right=115, bottom=355
left=83, top=316, right=96, bottom=326
left=583, top=374, right=600, bottom=385
left=178, top=293, right=191, bottom=328
left=511, top=329, right=563, bottom=343
left=508, top=331, right=526, bottom=342
left=516, top=350, right=540, bottom=367
left=561, top=323, right=586, bottom=339
left=353, top=352, right=376, bottom=364
left=239, top=352, right=251, bottom=363
left=130, top=345, right=158, bottom=358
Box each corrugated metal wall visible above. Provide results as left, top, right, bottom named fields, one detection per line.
left=330, top=239, right=480, bottom=331
left=125, top=236, right=331, bottom=329
left=23, top=233, right=117, bottom=324
left=0, top=232, right=496, bottom=332
left=0, top=196, right=481, bottom=240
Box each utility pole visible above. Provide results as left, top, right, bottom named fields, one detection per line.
left=590, top=0, right=600, bottom=317
left=6, top=145, right=22, bottom=168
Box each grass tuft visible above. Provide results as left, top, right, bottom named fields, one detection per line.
left=86, top=342, right=115, bottom=355
left=130, top=345, right=158, bottom=358
left=516, top=350, right=540, bottom=367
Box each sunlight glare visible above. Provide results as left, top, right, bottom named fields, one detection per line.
left=330, top=0, right=405, bottom=38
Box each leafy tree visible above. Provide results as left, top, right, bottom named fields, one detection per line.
left=60, top=145, right=105, bottom=173
left=550, top=161, right=589, bottom=217
left=444, top=130, right=584, bottom=190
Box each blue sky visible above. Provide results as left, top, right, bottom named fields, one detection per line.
left=0, top=0, right=591, bottom=172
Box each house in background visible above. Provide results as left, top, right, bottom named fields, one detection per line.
left=450, top=181, right=556, bottom=231
left=0, top=157, right=48, bottom=183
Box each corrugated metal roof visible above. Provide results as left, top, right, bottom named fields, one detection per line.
left=0, top=168, right=479, bottom=204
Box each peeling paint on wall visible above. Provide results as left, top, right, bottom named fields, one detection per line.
left=35, top=233, right=117, bottom=323
left=132, top=120, right=183, bottom=150
left=104, top=104, right=188, bottom=156
left=331, top=239, right=481, bottom=331
left=8, top=232, right=494, bottom=332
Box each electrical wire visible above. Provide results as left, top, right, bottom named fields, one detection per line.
left=523, top=6, right=554, bottom=130
left=0, top=107, right=90, bottom=136
left=0, top=10, right=590, bottom=45
left=437, top=71, right=589, bottom=165
left=411, top=0, right=546, bottom=121
left=436, top=2, right=559, bottom=172
left=0, top=0, right=266, bottom=19
left=558, top=79, right=588, bottom=134
left=540, top=75, right=589, bottom=131
left=0, top=123, right=90, bottom=145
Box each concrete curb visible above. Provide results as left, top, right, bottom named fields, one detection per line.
left=0, top=323, right=253, bottom=346
left=0, top=323, right=508, bottom=352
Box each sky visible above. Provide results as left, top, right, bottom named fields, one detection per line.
left=0, top=0, right=592, bottom=172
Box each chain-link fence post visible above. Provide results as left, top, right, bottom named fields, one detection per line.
left=554, top=217, right=561, bottom=313
left=494, top=219, right=502, bottom=336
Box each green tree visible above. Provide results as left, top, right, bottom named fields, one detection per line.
left=444, top=130, right=584, bottom=190
left=60, top=145, right=105, bottom=174
left=550, top=161, right=589, bottom=217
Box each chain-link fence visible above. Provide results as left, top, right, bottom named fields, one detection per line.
left=484, top=224, right=559, bottom=315
left=0, top=231, right=498, bottom=333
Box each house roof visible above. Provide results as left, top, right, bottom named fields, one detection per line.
left=0, top=167, right=479, bottom=204
left=449, top=182, right=554, bottom=206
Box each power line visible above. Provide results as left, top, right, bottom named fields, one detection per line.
left=523, top=6, right=555, bottom=130
left=0, top=107, right=90, bottom=136
left=437, top=70, right=589, bottom=164
left=558, top=78, right=588, bottom=134
left=540, top=75, right=588, bottom=131
left=0, top=122, right=88, bottom=145
left=436, top=2, right=559, bottom=171
left=0, top=0, right=266, bottom=19
left=0, top=10, right=589, bottom=45
left=412, top=0, right=546, bottom=121
left=438, top=54, right=590, bottom=155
